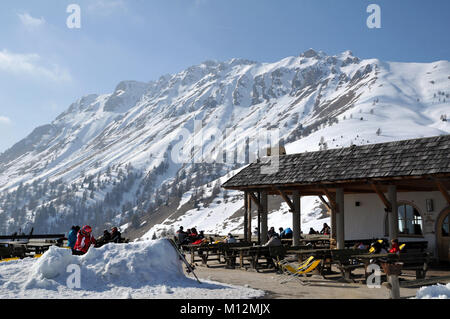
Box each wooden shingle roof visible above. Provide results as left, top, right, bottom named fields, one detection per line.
left=222, top=134, right=450, bottom=189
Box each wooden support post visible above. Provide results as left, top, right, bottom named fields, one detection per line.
left=318, top=195, right=332, bottom=212
left=389, top=275, right=401, bottom=299
left=436, top=180, right=450, bottom=206
left=322, top=188, right=338, bottom=241
left=277, top=189, right=295, bottom=212
left=257, top=192, right=261, bottom=245
left=260, top=191, right=268, bottom=245
left=336, top=188, right=345, bottom=250
left=371, top=182, right=392, bottom=212
left=243, top=192, right=248, bottom=242
left=247, top=192, right=252, bottom=242
left=292, top=190, right=301, bottom=247
left=388, top=185, right=398, bottom=240
left=248, top=192, right=262, bottom=210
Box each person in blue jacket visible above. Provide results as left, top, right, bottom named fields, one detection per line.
left=68, top=225, right=80, bottom=250
left=279, top=227, right=293, bottom=239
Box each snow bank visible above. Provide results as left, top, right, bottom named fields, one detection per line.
left=0, top=240, right=264, bottom=299
left=415, top=283, right=450, bottom=299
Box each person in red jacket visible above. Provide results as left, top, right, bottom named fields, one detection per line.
left=73, top=225, right=96, bottom=255
left=389, top=239, right=400, bottom=254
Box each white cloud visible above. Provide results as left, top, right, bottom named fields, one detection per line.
left=18, top=13, right=46, bottom=28
left=0, top=116, right=12, bottom=125
left=0, top=50, right=71, bottom=82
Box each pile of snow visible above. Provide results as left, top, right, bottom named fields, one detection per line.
left=415, top=283, right=450, bottom=299
left=0, top=240, right=264, bottom=299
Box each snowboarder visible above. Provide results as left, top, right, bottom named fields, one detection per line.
left=73, top=225, right=96, bottom=255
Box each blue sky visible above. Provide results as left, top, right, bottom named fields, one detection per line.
left=0, top=0, right=449, bottom=152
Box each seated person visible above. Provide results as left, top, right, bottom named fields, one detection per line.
left=353, top=242, right=367, bottom=250
left=280, top=227, right=293, bottom=239
left=224, top=233, right=237, bottom=244
left=370, top=240, right=388, bottom=254
left=189, top=228, right=199, bottom=242
left=267, top=227, right=278, bottom=240
left=309, top=227, right=317, bottom=235
left=320, top=223, right=331, bottom=235
left=110, top=227, right=122, bottom=243
left=95, top=229, right=112, bottom=247
left=176, top=226, right=188, bottom=244
left=263, top=233, right=282, bottom=247
left=389, top=239, right=400, bottom=254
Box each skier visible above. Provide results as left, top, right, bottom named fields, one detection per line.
left=73, top=225, right=96, bottom=255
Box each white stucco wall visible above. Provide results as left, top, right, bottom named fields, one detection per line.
left=343, top=191, right=449, bottom=259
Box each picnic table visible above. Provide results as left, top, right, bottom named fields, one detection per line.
left=182, top=242, right=252, bottom=267
left=226, top=245, right=282, bottom=271
left=281, top=238, right=330, bottom=248
left=0, top=240, right=62, bottom=260
left=354, top=251, right=430, bottom=279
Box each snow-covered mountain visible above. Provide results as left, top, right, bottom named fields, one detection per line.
left=0, top=49, right=448, bottom=237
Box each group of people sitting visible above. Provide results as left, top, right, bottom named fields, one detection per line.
left=176, top=226, right=205, bottom=245
left=263, top=226, right=294, bottom=247
left=355, top=238, right=401, bottom=254
left=308, top=223, right=331, bottom=235
left=67, top=225, right=123, bottom=255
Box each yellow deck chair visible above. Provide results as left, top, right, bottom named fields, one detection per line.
left=278, top=256, right=314, bottom=273
left=278, top=258, right=322, bottom=285
left=297, top=259, right=322, bottom=275
left=297, top=256, right=315, bottom=270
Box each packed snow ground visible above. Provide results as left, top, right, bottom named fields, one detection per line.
left=0, top=239, right=264, bottom=299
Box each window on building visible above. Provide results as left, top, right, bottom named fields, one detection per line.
left=398, top=204, right=423, bottom=235
left=443, top=215, right=449, bottom=237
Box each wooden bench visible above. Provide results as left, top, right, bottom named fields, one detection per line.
left=390, top=252, right=430, bottom=279
left=355, top=251, right=430, bottom=280
left=0, top=245, right=27, bottom=259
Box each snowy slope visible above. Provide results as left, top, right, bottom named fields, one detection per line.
left=0, top=49, right=448, bottom=236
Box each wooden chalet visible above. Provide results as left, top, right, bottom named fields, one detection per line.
left=222, top=135, right=450, bottom=262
